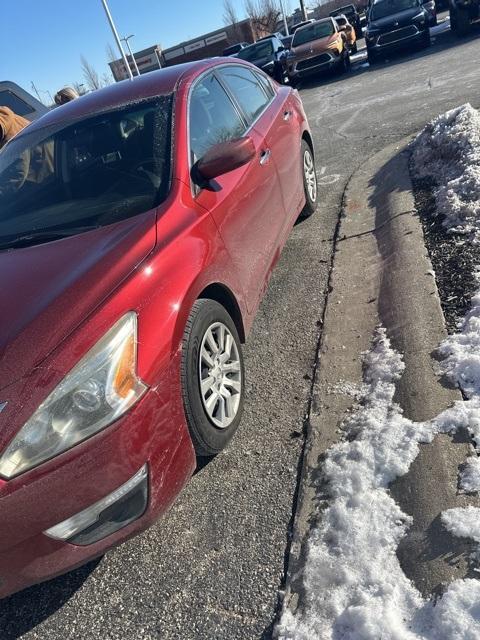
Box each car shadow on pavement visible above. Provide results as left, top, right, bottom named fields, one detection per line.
left=0, top=558, right=101, bottom=640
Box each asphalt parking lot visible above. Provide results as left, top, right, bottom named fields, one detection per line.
left=1, top=13, right=480, bottom=640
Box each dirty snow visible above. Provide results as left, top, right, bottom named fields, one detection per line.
left=278, top=329, right=480, bottom=640
left=412, top=104, right=480, bottom=238
left=459, top=457, right=480, bottom=493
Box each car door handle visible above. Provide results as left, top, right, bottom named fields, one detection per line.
left=260, top=149, right=271, bottom=165
left=283, top=110, right=292, bottom=121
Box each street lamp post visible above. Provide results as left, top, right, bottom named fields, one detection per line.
left=299, top=0, right=307, bottom=20
left=121, top=34, right=140, bottom=76
left=279, top=0, right=290, bottom=35
left=100, top=0, right=134, bottom=80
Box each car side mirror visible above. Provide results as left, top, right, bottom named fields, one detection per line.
left=195, top=137, right=256, bottom=183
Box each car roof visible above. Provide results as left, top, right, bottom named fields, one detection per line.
left=20, top=59, right=237, bottom=134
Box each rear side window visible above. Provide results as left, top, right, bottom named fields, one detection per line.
left=219, top=66, right=272, bottom=125
left=0, top=96, right=172, bottom=250
left=253, top=71, right=275, bottom=100
left=0, top=90, right=35, bottom=117
left=189, top=73, right=246, bottom=161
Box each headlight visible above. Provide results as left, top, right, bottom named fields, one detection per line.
left=0, top=313, right=147, bottom=479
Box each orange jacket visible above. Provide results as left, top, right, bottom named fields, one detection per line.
left=0, top=107, right=29, bottom=150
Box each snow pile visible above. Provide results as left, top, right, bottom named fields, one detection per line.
left=438, top=290, right=480, bottom=398
left=442, top=506, right=480, bottom=545
left=412, top=104, right=480, bottom=237
left=278, top=329, right=480, bottom=640
left=459, top=457, right=480, bottom=493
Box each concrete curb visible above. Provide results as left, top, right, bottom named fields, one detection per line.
left=279, top=137, right=480, bottom=624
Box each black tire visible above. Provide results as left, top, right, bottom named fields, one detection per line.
left=181, top=299, right=245, bottom=456
left=456, top=7, right=471, bottom=34
left=368, top=50, right=379, bottom=65
left=450, top=7, right=458, bottom=30
left=338, top=49, right=351, bottom=74
left=420, top=29, right=432, bottom=47
left=299, top=139, right=318, bottom=219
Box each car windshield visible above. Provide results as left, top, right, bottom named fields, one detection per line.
left=292, top=21, right=335, bottom=46
left=0, top=96, right=172, bottom=250
left=237, top=40, right=273, bottom=61
left=370, top=0, right=419, bottom=19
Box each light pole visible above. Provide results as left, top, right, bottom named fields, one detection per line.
left=299, top=0, right=307, bottom=20
left=279, top=0, right=290, bottom=34
left=121, top=34, right=140, bottom=76
left=100, top=0, right=134, bottom=80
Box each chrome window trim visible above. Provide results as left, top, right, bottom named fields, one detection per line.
left=186, top=62, right=279, bottom=198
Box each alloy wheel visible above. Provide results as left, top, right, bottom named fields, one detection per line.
left=199, top=322, right=242, bottom=429
left=303, top=149, right=317, bottom=203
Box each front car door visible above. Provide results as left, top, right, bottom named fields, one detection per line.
left=219, top=65, right=303, bottom=242
left=189, top=68, right=286, bottom=313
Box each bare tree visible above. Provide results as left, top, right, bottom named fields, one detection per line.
left=80, top=55, right=101, bottom=91
left=244, top=0, right=280, bottom=37
left=106, top=43, right=118, bottom=63
left=101, top=72, right=113, bottom=86
left=72, top=81, right=87, bottom=96
left=223, top=0, right=239, bottom=25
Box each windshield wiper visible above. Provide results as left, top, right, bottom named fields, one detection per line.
left=0, top=226, right=99, bottom=251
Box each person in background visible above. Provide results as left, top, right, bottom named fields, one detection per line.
left=0, top=106, right=29, bottom=150
left=54, top=86, right=79, bottom=106
left=0, top=106, right=53, bottom=196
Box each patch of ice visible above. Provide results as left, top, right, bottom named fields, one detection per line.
left=411, top=104, right=480, bottom=238
left=459, top=457, right=480, bottom=493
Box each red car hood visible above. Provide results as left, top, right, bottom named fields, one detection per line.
left=0, top=211, right=157, bottom=392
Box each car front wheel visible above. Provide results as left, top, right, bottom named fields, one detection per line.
left=299, top=139, right=318, bottom=219
left=181, top=299, right=245, bottom=456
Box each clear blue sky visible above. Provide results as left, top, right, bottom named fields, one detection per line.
left=4, top=0, right=295, bottom=102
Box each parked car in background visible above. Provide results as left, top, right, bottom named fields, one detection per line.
left=365, top=0, right=431, bottom=64
left=0, top=81, right=47, bottom=121
left=286, top=18, right=351, bottom=85
left=334, top=14, right=358, bottom=52
left=222, top=42, right=249, bottom=56
left=0, top=57, right=318, bottom=599
left=236, top=36, right=287, bottom=82
left=330, top=4, right=363, bottom=37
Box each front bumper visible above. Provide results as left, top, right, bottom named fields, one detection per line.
left=288, top=51, right=341, bottom=80
left=0, top=378, right=196, bottom=599
left=366, top=24, right=427, bottom=54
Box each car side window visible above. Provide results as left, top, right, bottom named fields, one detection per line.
left=189, top=73, right=247, bottom=162
left=253, top=71, right=275, bottom=100
left=219, top=66, right=272, bottom=126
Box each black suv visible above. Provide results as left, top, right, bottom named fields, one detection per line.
left=365, top=0, right=430, bottom=64
left=330, top=4, right=362, bottom=37
left=0, top=81, right=47, bottom=121
left=236, top=36, right=287, bottom=83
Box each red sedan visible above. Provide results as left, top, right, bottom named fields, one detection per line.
left=0, top=58, right=317, bottom=598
